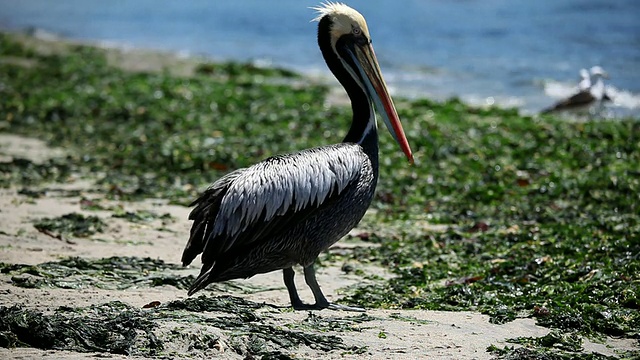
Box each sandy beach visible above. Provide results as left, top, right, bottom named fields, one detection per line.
left=0, top=137, right=635, bottom=358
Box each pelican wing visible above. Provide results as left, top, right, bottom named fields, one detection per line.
left=181, top=168, right=248, bottom=265
left=559, top=90, right=595, bottom=106
left=182, top=143, right=366, bottom=266
left=541, top=90, right=595, bottom=113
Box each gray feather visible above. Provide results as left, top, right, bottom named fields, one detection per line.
left=197, top=144, right=364, bottom=257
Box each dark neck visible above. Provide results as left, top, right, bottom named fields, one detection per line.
left=317, top=16, right=378, bottom=164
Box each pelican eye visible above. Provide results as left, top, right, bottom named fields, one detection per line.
left=352, top=27, right=362, bottom=36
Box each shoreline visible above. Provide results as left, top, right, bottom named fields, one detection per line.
left=5, top=26, right=640, bottom=119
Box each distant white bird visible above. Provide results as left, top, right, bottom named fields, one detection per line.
left=541, top=66, right=612, bottom=114
left=588, top=66, right=611, bottom=103
left=577, top=68, right=591, bottom=91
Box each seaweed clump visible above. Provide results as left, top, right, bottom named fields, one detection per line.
left=0, top=256, right=193, bottom=290
left=0, top=302, right=162, bottom=356
left=164, top=296, right=364, bottom=355
left=0, top=157, right=76, bottom=188
left=0, top=296, right=365, bottom=358
left=33, top=213, right=106, bottom=238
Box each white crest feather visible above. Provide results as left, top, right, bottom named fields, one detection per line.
left=311, top=2, right=352, bottom=22
left=310, top=2, right=371, bottom=57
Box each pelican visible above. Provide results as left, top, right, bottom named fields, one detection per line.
left=587, top=66, right=611, bottom=104
left=181, top=2, right=413, bottom=311
left=541, top=66, right=611, bottom=114
left=577, top=68, right=592, bottom=92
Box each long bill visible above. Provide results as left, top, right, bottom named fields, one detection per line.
left=351, top=43, right=414, bottom=164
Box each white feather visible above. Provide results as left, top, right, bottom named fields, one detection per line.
left=211, top=145, right=366, bottom=244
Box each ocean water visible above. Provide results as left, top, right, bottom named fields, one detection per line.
left=1, top=0, right=639, bottom=117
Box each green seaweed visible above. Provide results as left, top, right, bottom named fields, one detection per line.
left=0, top=256, right=193, bottom=290
left=0, top=296, right=363, bottom=357
left=0, top=302, right=161, bottom=356
left=509, top=330, right=584, bottom=352
left=162, top=296, right=364, bottom=354
left=16, top=188, right=46, bottom=198
left=487, top=345, right=625, bottom=360
left=195, top=61, right=299, bottom=79
left=286, top=312, right=376, bottom=333
left=111, top=209, right=175, bottom=224
left=33, top=213, right=106, bottom=238
left=343, top=218, right=640, bottom=339
left=1, top=33, right=332, bottom=203
left=388, top=313, right=435, bottom=325
left=0, top=157, right=76, bottom=188
left=164, top=294, right=266, bottom=321
left=79, top=197, right=110, bottom=211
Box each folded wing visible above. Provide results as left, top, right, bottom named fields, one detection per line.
left=181, top=144, right=366, bottom=267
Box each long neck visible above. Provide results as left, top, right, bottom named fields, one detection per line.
left=590, top=77, right=605, bottom=99
left=317, top=17, right=378, bottom=167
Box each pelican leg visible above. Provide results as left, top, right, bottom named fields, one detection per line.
left=303, top=264, right=365, bottom=312
left=283, top=267, right=306, bottom=309
left=283, top=266, right=364, bottom=311
left=283, top=266, right=326, bottom=310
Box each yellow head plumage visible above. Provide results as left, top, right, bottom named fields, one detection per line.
left=312, top=2, right=371, bottom=53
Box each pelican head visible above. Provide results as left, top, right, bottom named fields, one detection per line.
left=578, top=68, right=591, bottom=91
left=590, top=66, right=609, bottom=79
left=579, top=68, right=590, bottom=80
left=313, top=2, right=413, bottom=163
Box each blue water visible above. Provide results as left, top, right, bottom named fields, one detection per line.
left=1, top=0, right=639, bottom=115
